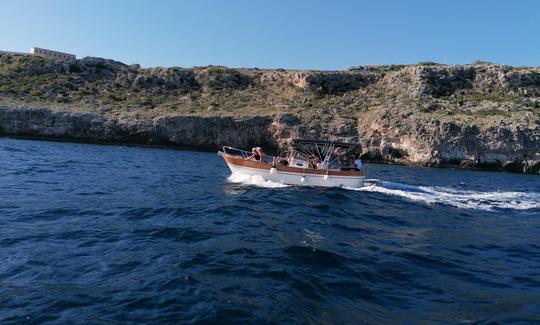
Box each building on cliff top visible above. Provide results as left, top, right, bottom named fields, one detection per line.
left=0, top=47, right=76, bottom=60
left=31, top=47, right=76, bottom=60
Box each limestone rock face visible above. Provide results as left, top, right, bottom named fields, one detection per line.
left=0, top=106, right=119, bottom=140
left=381, top=65, right=477, bottom=97
left=194, top=67, right=252, bottom=90
left=129, top=68, right=199, bottom=91
left=0, top=105, right=276, bottom=149
left=357, top=108, right=539, bottom=174
left=303, top=72, right=381, bottom=94
left=1, top=105, right=537, bottom=174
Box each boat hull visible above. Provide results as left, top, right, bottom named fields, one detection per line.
left=222, top=155, right=365, bottom=188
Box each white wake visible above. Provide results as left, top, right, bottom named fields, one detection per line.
left=227, top=173, right=288, bottom=188
left=348, top=180, right=540, bottom=211
left=226, top=173, right=539, bottom=211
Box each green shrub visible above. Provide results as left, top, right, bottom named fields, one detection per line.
left=473, top=60, right=493, bottom=65
left=417, top=61, right=440, bottom=66
left=206, top=66, right=233, bottom=74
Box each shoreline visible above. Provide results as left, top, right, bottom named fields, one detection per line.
left=2, top=134, right=536, bottom=176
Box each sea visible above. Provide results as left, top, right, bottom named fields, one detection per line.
left=1, top=137, right=539, bottom=324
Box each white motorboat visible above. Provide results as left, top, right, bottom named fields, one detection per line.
left=218, top=139, right=366, bottom=188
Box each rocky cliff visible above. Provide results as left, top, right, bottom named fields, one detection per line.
left=0, top=55, right=538, bottom=173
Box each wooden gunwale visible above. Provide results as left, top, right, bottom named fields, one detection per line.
left=222, top=155, right=365, bottom=177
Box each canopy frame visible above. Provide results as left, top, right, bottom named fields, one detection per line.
left=290, top=139, right=359, bottom=165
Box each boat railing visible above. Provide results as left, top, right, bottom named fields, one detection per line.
left=221, top=146, right=276, bottom=164
left=222, top=146, right=250, bottom=158
left=338, top=165, right=367, bottom=175
left=360, top=165, right=367, bottom=176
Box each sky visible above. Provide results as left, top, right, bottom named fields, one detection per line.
left=0, top=0, right=539, bottom=70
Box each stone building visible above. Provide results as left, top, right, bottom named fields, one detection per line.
left=0, top=47, right=76, bottom=60
left=31, top=47, right=76, bottom=60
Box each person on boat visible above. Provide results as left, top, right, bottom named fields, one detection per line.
left=308, top=155, right=320, bottom=169
left=276, top=152, right=289, bottom=166
left=245, top=147, right=265, bottom=162
left=347, top=156, right=355, bottom=170
left=338, top=157, right=347, bottom=170
left=245, top=148, right=259, bottom=161
left=256, top=147, right=265, bottom=162
left=354, top=155, right=363, bottom=170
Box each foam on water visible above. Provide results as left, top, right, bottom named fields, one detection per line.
left=349, top=179, right=540, bottom=211
left=228, top=173, right=289, bottom=188
left=228, top=173, right=539, bottom=211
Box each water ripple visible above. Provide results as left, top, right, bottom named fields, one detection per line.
left=1, top=138, right=539, bottom=323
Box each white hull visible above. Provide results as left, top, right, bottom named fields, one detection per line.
left=227, top=163, right=365, bottom=188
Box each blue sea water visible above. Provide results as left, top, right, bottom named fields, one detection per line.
left=1, top=137, right=539, bottom=324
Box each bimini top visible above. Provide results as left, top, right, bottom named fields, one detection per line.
left=291, top=138, right=358, bottom=149
left=289, top=138, right=359, bottom=163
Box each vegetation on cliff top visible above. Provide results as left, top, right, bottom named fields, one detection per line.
left=0, top=53, right=539, bottom=122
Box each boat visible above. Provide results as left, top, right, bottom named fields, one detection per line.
left=218, top=139, right=366, bottom=187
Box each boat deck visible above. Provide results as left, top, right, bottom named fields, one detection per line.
left=222, top=154, right=366, bottom=177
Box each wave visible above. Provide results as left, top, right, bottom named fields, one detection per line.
left=226, top=172, right=539, bottom=211
left=349, top=180, right=540, bottom=211
left=227, top=173, right=289, bottom=188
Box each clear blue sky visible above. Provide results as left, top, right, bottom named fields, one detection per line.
left=1, top=0, right=539, bottom=70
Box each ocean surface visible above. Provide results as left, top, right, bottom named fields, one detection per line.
left=1, top=137, right=539, bottom=324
